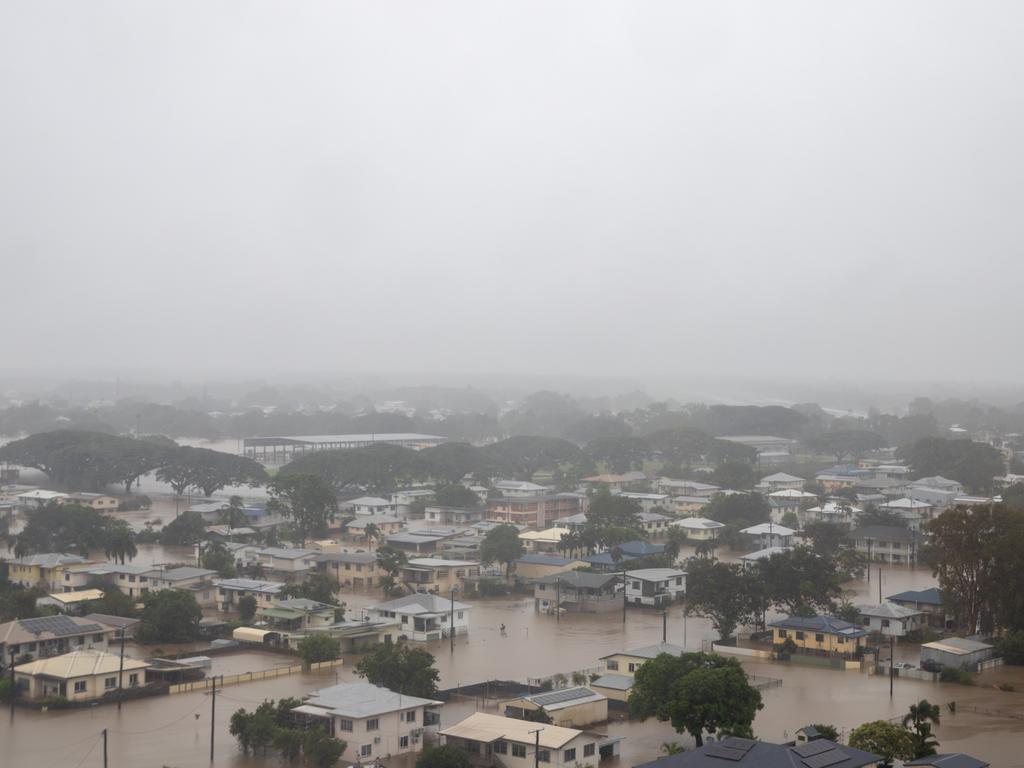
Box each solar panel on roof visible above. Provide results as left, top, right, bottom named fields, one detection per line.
left=794, top=740, right=834, bottom=758
left=530, top=687, right=593, bottom=706
left=705, top=745, right=748, bottom=761
left=803, top=749, right=849, bottom=768
left=19, top=616, right=103, bottom=637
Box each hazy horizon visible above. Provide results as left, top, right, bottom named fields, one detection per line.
left=4, top=1, right=1023, bottom=382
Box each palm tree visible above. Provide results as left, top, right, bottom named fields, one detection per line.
left=220, top=495, right=248, bottom=529
left=364, top=522, right=381, bottom=551
left=103, top=520, right=138, bottom=564
left=661, top=742, right=684, bottom=756
left=664, top=527, right=687, bottom=563
left=904, top=699, right=941, bottom=758
left=695, top=538, right=717, bottom=562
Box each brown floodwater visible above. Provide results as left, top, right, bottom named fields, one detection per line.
left=3, top=560, right=1024, bottom=768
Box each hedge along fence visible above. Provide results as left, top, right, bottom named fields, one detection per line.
left=168, top=659, right=344, bottom=694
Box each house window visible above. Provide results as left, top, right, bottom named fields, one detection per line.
left=93, top=634, right=105, bottom=642
left=512, top=744, right=527, bottom=758
left=457, top=612, right=464, bottom=620
left=882, top=619, right=890, bottom=628
left=495, top=741, right=508, bottom=755
left=366, top=718, right=379, bottom=731
left=339, top=720, right=353, bottom=732
left=129, top=673, right=139, bottom=686
left=104, top=677, right=117, bottom=689
left=405, top=710, right=416, bottom=722
left=584, top=744, right=595, bottom=757
left=564, top=748, right=577, bottom=762
left=779, top=630, right=788, bottom=638
left=361, top=745, right=372, bottom=757
left=795, top=632, right=805, bottom=640
left=538, top=750, right=550, bottom=762
left=815, top=633, right=824, bottom=643
left=139, top=576, right=147, bottom=582
left=400, top=736, right=410, bottom=749
left=628, top=663, right=638, bottom=672
left=74, top=681, right=87, bottom=693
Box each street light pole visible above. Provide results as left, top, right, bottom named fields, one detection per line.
left=529, top=728, right=545, bottom=768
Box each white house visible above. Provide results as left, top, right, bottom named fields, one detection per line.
left=616, top=493, right=672, bottom=514
left=656, top=478, right=720, bottom=497
left=366, top=593, right=471, bottom=642
left=441, top=712, right=609, bottom=768
left=805, top=502, right=862, bottom=527
left=344, top=496, right=398, bottom=516
left=624, top=568, right=686, bottom=607
left=671, top=517, right=724, bottom=541
left=253, top=547, right=320, bottom=575
left=879, top=497, right=935, bottom=530
left=740, top=522, right=796, bottom=549
left=756, top=473, right=805, bottom=493
left=856, top=602, right=926, bottom=637
left=493, top=480, right=553, bottom=497
left=767, top=490, right=819, bottom=526
left=213, top=578, right=286, bottom=612
left=293, top=683, right=442, bottom=764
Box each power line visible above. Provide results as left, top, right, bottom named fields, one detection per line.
left=69, top=734, right=103, bottom=768
left=108, top=699, right=207, bottom=736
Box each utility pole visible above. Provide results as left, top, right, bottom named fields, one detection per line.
left=878, top=567, right=882, bottom=603
left=683, top=600, right=688, bottom=649
left=555, top=580, right=561, bottom=622
left=622, top=569, right=627, bottom=624
left=889, top=635, right=895, bottom=698
left=662, top=610, right=667, bottom=643
left=117, top=628, right=126, bottom=710
left=529, top=728, right=545, bottom=768
left=9, top=651, right=16, bottom=717
left=210, top=675, right=217, bottom=762
left=103, top=728, right=108, bottom=768
left=450, top=586, right=457, bottom=653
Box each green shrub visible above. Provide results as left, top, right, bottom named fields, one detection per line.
left=939, top=667, right=974, bottom=685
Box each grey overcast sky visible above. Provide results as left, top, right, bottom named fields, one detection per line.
left=2, top=2, right=1022, bottom=383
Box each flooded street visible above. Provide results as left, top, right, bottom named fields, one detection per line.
left=2, top=561, right=1023, bottom=767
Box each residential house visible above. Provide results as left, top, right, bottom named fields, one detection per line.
left=886, top=588, right=948, bottom=629
left=672, top=496, right=711, bottom=515
left=316, top=617, right=402, bottom=653
left=767, top=490, right=818, bottom=526
left=910, top=476, right=964, bottom=494
left=493, top=480, right=552, bottom=497
left=623, top=568, right=685, bottom=607
left=293, top=682, right=442, bottom=763
left=815, top=474, right=859, bottom=492
left=65, top=492, right=120, bottom=511
left=804, top=502, right=862, bottom=527
left=514, top=555, right=587, bottom=583
left=656, top=478, right=720, bottom=497
left=317, top=552, right=383, bottom=590
left=851, top=526, right=922, bottom=565
left=366, top=593, right=471, bottom=642
left=879, top=497, right=935, bottom=530
left=739, top=522, right=795, bottom=549
left=593, top=642, right=684, bottom=700
left=36, top=589, right=106, bottom=614
left=258, top=598, right=337, bottom=632
left=739, top=546, right=791, bottom=568
left=341, top=515, right=405, bottom=543
left=720, top=435, right=795, bottom=464
left=440, top=712, right=609, bottom=768
left=14, top=649, right=150, bottom=702
left=82, top=614, right=140, bottom=641
left=633, top=510, right=673, bottom=537
left=144, top=566, right=217, bottom=592
left=756, top=472, right=805, bottom=492
left=253, top=547, right=320, bottom=577
left=0, top=615, right=115, bottom=662
left=15, top=490, right=69, bottom=509
left=386, top=528, right=467, bottom=555
left=534, top=572, right=621, bottom=614
left=501, top=686, right=608, bottom=728
left=856, top=603, right=925, bottom=637
left=634, top=737, right=880, bottom=768
left=519, top=527, right=572, bottom=554
left=424, top=506, right=485, bottom=526
left=582, top=541, right=666, bottom=571
left=616, top=494, right=671, bottom=517
left=214, top=578, right=285, bottom=613
left=399, top=558, right=481, bottom=594
left=852, top=477, right=909, bottom=501
left=671, top=517, right=724, bottom=541
left=344, top=496, right=398, bottom=516
left=392, top=488, right=436, bottom=518
left=8, top=553, right=91, bottom=591
left=61, top=562, right=155, bottom=597
left=487, top=493, right=585, bottom=528
left=769, top=615, right=869, bottom=657
left=579, top=472, right=647, bottom=492
left=921, top=638, right=995, bottom=671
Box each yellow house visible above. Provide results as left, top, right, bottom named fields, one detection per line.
left=770, top=615, right=870, bottom=656
left=518, top=528, right=572, bottom=554
left=501, top=686, right=609, bottom=728
left=15, top=649, right=150, bottom=701
left=592, top=642, right=684, bottom=702
left=8, top=553, right=93, bottom=592
left=400, top=558, right=480, bottom=594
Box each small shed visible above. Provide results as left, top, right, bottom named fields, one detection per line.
left=920, top=637, right=995, bottom=671
left=501, top=686, right=608, bottom=728
left=232, top=627, right=286, bottom=646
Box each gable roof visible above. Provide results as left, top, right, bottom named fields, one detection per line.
left=635, top=737, right=880, bottom=768
left=887, top=587, right=943, bottom=606
left=15, top=649, right=149, bottom=679
left=299, top=682, right=442, bottom=718
left=601, top=642, right=685, bottom=660
left=440, top=712, right=583, bottom=750
left=370, top=592, right=469, bottom=614
left=10, top=552, right=89, bottom=568
left=1, top=615, right=108, bottom=645
left=536, top=571, right=620, bottom=589
left=905, top=754, right=990, bottom=768
left=769, top=615, right=869, bottom=638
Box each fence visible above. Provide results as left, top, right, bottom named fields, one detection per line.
left=712, top=643, right=772, bottom=660
left=168, top=659, right=344, bottom=694
left=746, top=674, right=783, bottom=691
left=955, top=704, right=1024, bottom=720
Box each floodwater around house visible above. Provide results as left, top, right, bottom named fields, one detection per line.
left=4, top=562, right=1024, bottom=767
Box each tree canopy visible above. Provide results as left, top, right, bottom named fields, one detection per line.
left=628, top=652, right=763, bottom=746
left=137, top=589, right=202, bottom=643
left=267, top=474, right=338, bottom=545
left=848, top=721, right=915, bottom=767
left=479, top=524, right=525, bottom=578
left=900, top=437, right=1005, bottom=494
left=354, top=644, right=440, bottom=698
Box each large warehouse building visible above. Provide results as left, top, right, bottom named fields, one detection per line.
left=242, top=433, right=446, bottom=464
